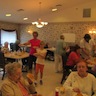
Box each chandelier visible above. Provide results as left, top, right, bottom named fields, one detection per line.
left=32, top=18, right=48, bottom=28
left=32, top=2, right=48, bottom=28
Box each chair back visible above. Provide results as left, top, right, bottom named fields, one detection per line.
left=0, top=90, right=2, bottom=96
left=0, top=52, right=5, bottom=68
left=10, top=43, right=16, bottom=51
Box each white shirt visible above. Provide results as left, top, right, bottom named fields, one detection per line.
left=36, top=48, right=47, bottom=65
left=80, top=38, right=95, bottom=58
left=63, top=72, right=96, bottom=96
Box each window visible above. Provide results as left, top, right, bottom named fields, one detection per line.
left=1, top=29, right=17, bottom=48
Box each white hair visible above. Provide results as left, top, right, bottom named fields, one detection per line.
left=4, top=42, right=8, bottom=45
left=5, top=62, right=22, bottom=75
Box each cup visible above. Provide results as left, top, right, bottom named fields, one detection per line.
left=65, top=89, right=72, bottom=96
left=55, top=87, right=60, bottom=96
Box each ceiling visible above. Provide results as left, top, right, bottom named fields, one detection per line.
left=0, top=0, right=96, bottom=24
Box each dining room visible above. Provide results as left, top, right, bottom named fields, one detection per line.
left=0, top=0, right=96, bottom=96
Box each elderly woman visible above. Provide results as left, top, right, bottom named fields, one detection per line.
left=1, top=62, right=37, bottom=96
left=2, top=42, right=9, bottom=53
left=63, top=60, right=96, bottom=96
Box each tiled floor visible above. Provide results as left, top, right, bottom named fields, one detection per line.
left=0, top=60, right=63, bottom=96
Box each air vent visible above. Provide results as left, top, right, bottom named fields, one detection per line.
left=83, top=8, right=91, bottom=18
left=17, top=9, right=24, bottom=12
left=56, top=4, right=62, bottom=7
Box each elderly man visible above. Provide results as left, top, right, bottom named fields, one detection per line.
left=55, top=34, right=67, bottom=73
left=1, top=62, right=37, bottom=96
left=63, top=60, right=96, bottom=96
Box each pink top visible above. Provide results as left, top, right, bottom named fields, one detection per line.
left=66, top=52, right=80, bottom=66
left=18, top=82, right=29, bottom=96
left=29, top=39, right=41, bottom=55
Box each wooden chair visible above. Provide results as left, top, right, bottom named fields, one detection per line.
left=0, top=52, right=7, bottom=80
left=0, top=90, right=2, bottom=96
left=10, top=43, right=15, bottom=51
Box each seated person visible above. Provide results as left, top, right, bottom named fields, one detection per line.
left=14, top=40, right=21, bottom=51
left=1, top=42, right=9, bottom=53
left=65, top=45, right=81, bottom=75
left=61, top=45, right=81, bottom=83
left=63, top=60, right=96, bottom=96
left=44, top=42, right=49, bottom=49
left=14, top=40, right=28, bottom=68
left=1, top=62, right=37, bottom=96
left=44, top=42, right=54, bottom=61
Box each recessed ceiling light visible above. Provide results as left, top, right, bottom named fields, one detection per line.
left=52, top=8, right=57, bottom=12
left=23, top=17, right=28, bottom=20
left=6, top=14, right=11, bottom=17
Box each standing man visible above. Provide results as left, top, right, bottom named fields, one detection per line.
left=23, top=31, right=41, bottom=71
left=55, top=34, right=67, bottom=73
left=80, top=34, right=95, bottom=59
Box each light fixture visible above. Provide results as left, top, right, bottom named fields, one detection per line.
left=27, top=30, right=32, bottom=34
left=32, top=2, right=48, bottom=28
left=89, top=29, right=96, bottom=34
left=6, top=14, right=11, bottom=17
left=52, top=8, right=57, bottom=12
left=23, top=17, right=28, bottom=20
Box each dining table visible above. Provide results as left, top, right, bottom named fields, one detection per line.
left=4, top=51, right=29, bottom=72
left=86, top=57, right=96, bottom=68
left=51, top=86, right=89, bottom=96
left=4, top=51, right=29, bottom=60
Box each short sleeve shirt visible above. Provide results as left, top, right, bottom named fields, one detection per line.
left=66, top=52, right=80, bottom=66
left=29, top=39, right=41, bottom=55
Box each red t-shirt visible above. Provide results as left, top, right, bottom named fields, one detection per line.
left=29, top=39, right=41, bottom=55
left=66, top=52, right=80, bottom=66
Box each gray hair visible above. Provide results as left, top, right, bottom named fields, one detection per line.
left=4, top=42, right=8, bottom=45
left=60, top=35, right=64, bottom=40
left=15, top=40, right=20, bottom=44
left=5, top=62, right=22, bottom=75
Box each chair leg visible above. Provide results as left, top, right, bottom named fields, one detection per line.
left=2, top=70, right=5, bottom=80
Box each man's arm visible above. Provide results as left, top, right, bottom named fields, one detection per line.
left=82, top=48, right=90, bottom=56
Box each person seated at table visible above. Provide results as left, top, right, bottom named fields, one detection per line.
left=1, top=62, right=37, bottom=96
left=44, top=42, right=50, bottom=49
left=1, top=42, right=9, bottom=53
left=13, top=40, right=28, bottom=68
left=63, top=60, right=96, bottom=96
left=44, top=42, right=54, bottom=61
left=64, top=45, right=81, bottom=76
left=13, top=40, right=21, bottom=51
